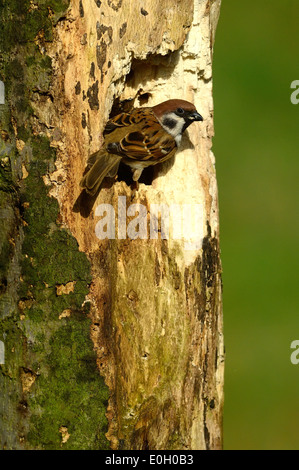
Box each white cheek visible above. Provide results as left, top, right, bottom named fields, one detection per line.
left=175, top=134, right=182, bottom=146
left=161, top=112, right=185, bottom=138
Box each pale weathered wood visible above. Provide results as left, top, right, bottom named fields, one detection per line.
left=0, top=0, right=223, bottom=449
left=43, top=0, right=224, bottom=450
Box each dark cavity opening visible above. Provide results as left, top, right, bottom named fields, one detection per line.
left=108, top=53, right=177, bottom=187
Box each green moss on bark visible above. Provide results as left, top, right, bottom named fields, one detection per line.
left=0, top=0, right=109, bottom=450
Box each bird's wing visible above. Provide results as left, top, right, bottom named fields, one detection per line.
left=105, top=108, right=177, bottom=163
left=103, top=108, right=151, bottom=136
left=80, top=149, right=121, bottom=196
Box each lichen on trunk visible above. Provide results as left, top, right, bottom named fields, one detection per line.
left=0, top=0, right=109, bottom=450
left=1, top=0, right=224, bottom=450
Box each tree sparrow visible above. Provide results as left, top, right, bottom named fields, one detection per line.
left=80, top=99, right=203, bottom=195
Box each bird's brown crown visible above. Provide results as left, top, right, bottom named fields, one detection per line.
left=152, top=99, right=197, bottom=119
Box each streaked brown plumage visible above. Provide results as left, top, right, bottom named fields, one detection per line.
left=80, top=99, right=203, bottom=195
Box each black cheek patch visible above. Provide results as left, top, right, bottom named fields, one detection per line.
left=163, top=118, right=177, bottom=130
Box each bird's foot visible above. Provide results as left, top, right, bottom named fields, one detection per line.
left=132, top=169, right=143, bottom=181
left=131, top=180, right=139, bottom=200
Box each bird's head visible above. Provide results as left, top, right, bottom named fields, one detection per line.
left=152, top=99, right=203, bottom=144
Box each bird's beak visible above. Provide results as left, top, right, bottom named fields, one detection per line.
left=190, top=111, right=203, bottom=122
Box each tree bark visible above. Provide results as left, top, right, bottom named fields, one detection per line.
left=0, top=0, right=223, bottom=450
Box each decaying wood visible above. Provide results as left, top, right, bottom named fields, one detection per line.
left=35, top=0, right=223, bottom=449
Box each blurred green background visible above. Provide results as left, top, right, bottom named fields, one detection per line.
left=213, top=0, right=299, bottom=450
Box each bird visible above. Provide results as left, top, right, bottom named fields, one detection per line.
left=80, top=99, right=203, bottom=196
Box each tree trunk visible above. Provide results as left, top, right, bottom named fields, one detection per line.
left=0, top=0, right=224, bottom=450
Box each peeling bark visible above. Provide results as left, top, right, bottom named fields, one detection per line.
left=0, top=0, right=224, bottom=450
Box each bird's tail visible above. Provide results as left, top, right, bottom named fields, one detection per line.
left=80, top=149, right=121, bottom=196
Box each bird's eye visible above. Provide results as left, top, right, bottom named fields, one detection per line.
left=176, top=107, right=184, bottom=115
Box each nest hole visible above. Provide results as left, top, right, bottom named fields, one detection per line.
left=116, top=161, right=155, bottom=186
left=108, top=53, right=177, bottom=187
